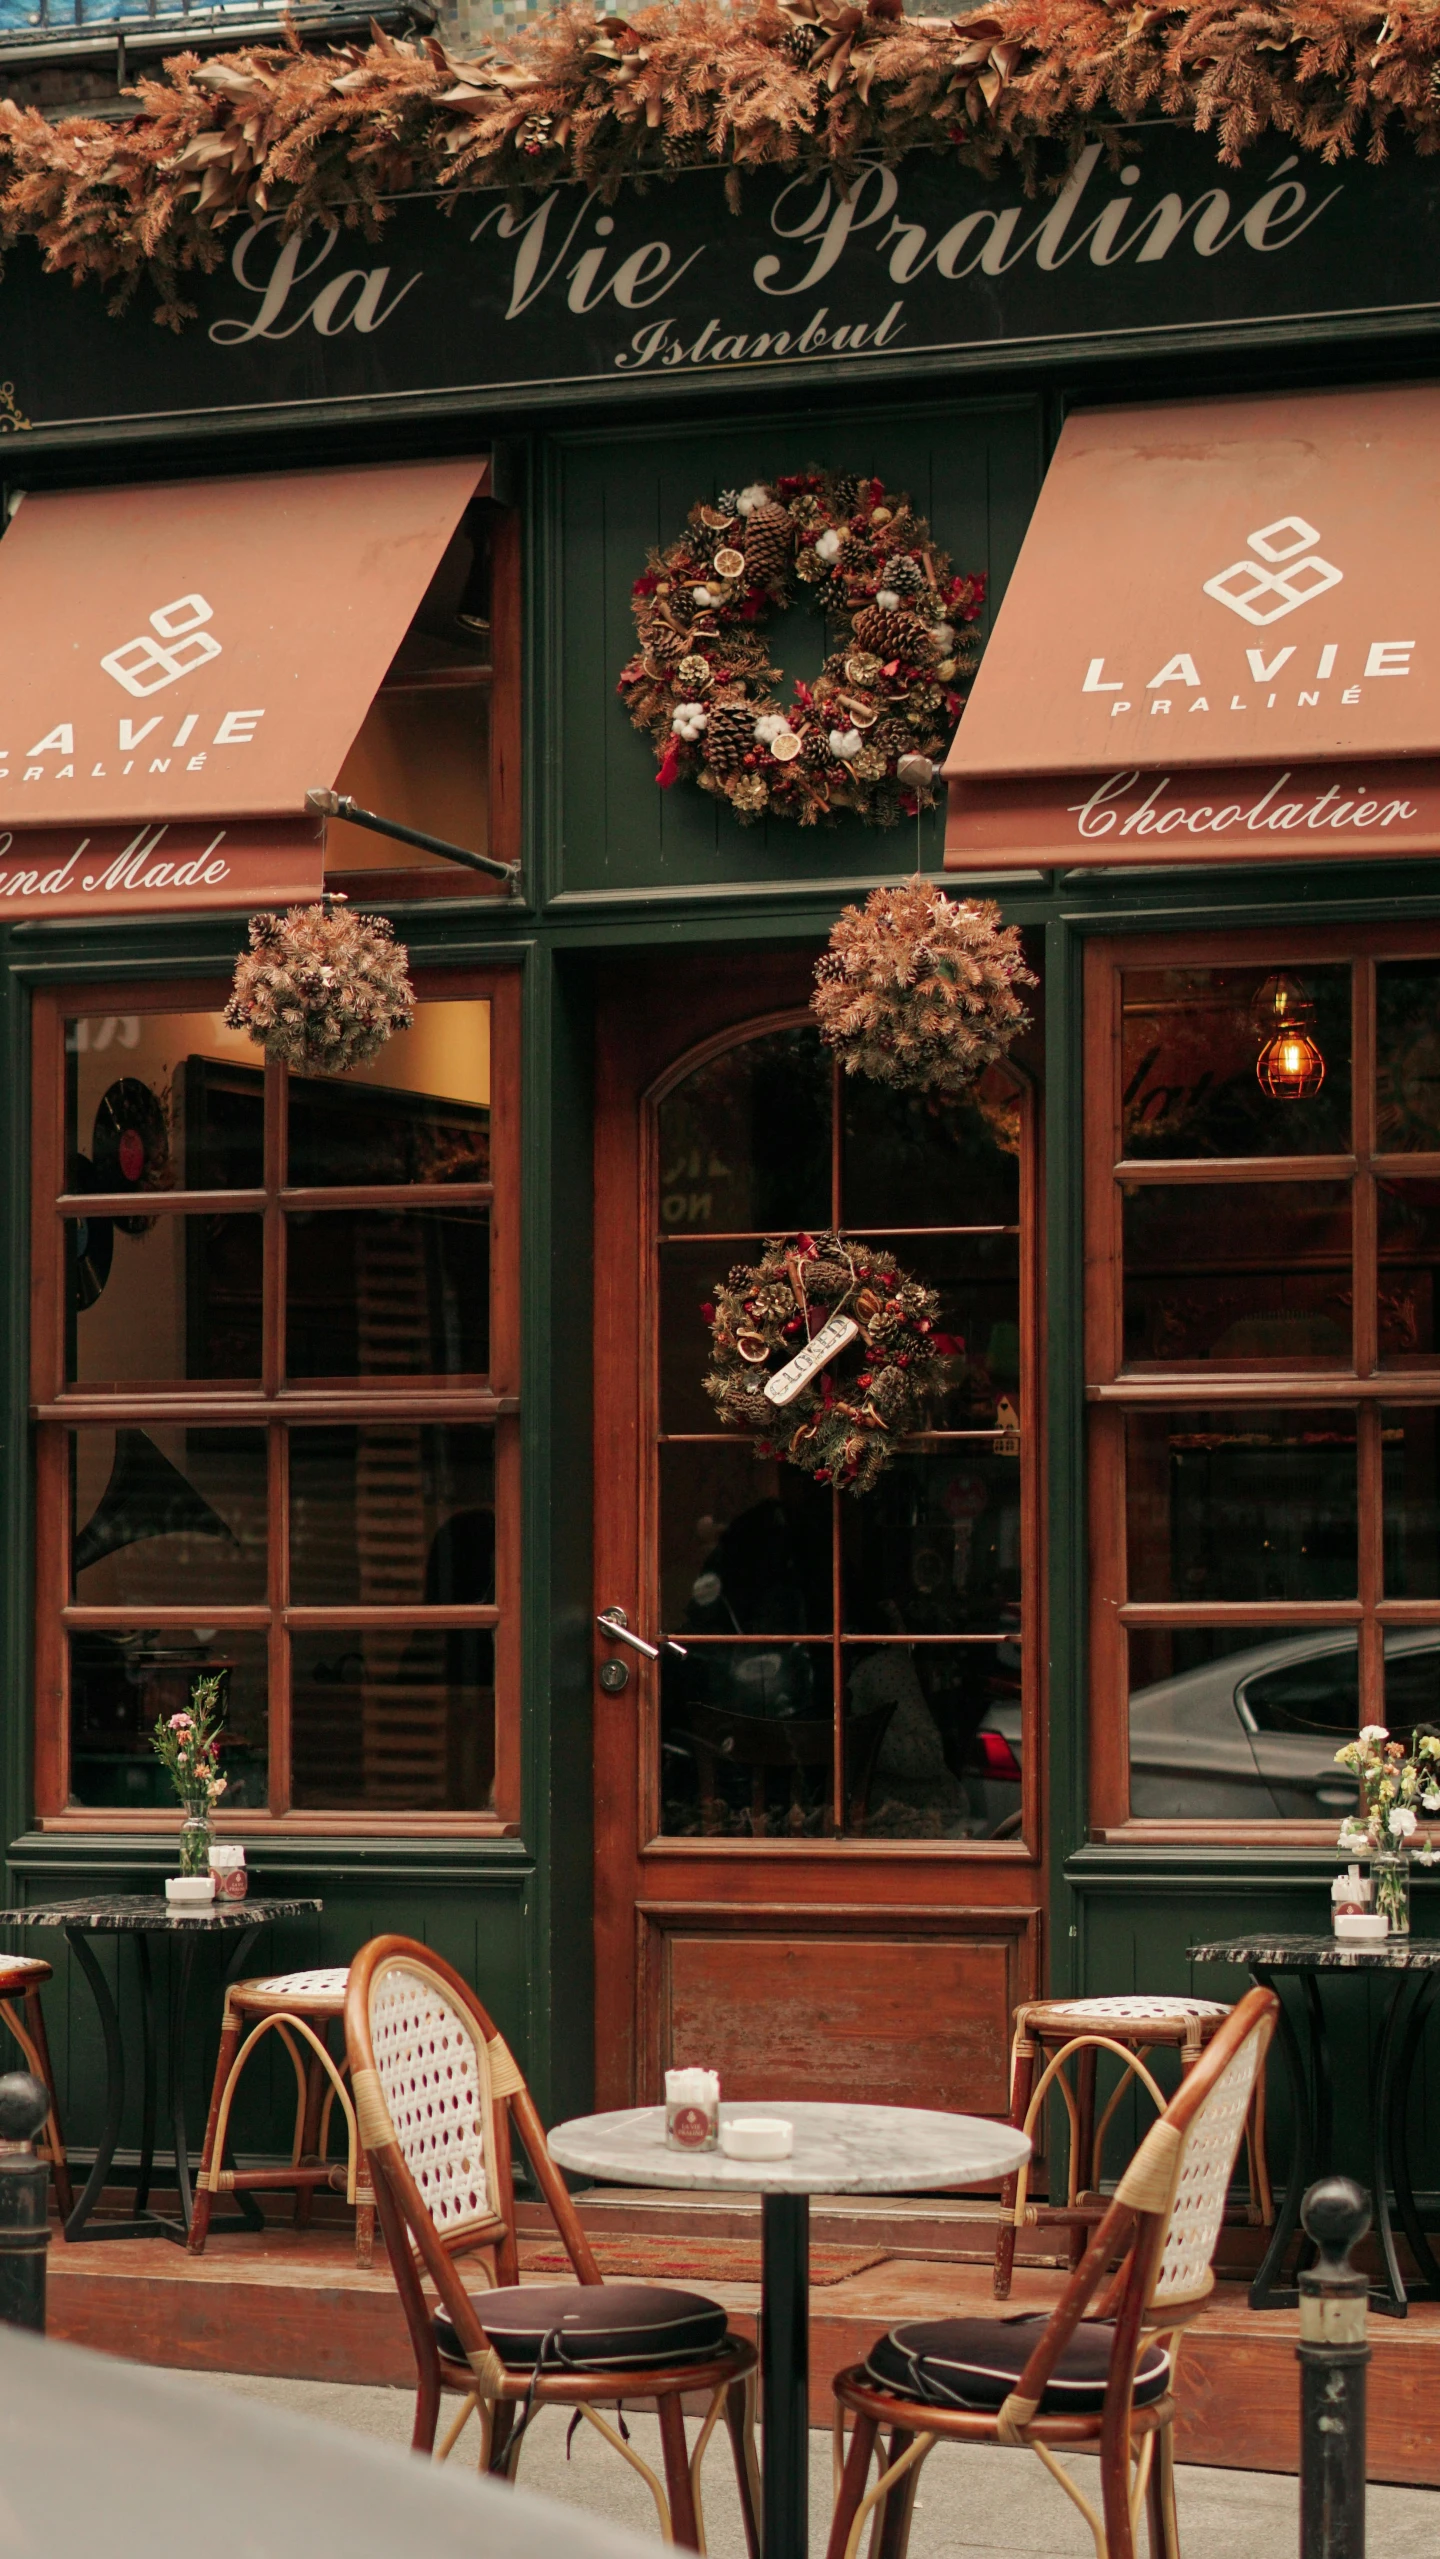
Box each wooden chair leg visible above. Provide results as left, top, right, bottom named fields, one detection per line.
left=293, top=2048, right=328, bottom=2231
left=1063, top=2039, right=1098, bottom=2270
left=18, top=1987, right=74, bottom=2223
left=994, top=2033, right=1036, bottom=2298
left=874, top=2427, right=924, bottom=2559
left=489, top=2402, right=518, bottom=2480
left=725, top=2375, right=761, bottom=2559
left=187, top=2015, right=244, bottom=2256
left=825, top=2412, right=879, bottom=2559
left=658, top=2390, right=700, bottom=2549
left=1150, top=2421, right=1181, bottom=2559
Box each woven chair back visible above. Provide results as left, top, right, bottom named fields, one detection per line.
left=1112, top=1982, right=1277, bottom=2317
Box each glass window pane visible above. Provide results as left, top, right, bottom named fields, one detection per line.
left=842, top=1449, right=1021, bottom=1633
left=842, top=1639, right=1019, bottom=1841
left=289, top=1424, right=495, bottom=1606
left=288, top=1626, right=493, bottom=1812
left=1377, top=960, right=1440, bottom=1153
left=286, top=1001, right=490, bottom=1188
left=1384, top=1632, right=1440, bottom=1737
left=65, top=1011, right=264, bottom=1193
left=1127, top=1624, right=1360, bottom=1819
left=656, top=1029, right=830, bottom=1237
left=866, top=1232, right=1020, bottom=1429
left=1124, top=1409, right=1358, bottom=1601
left=841, top=1075, right=1021, bottom=1230
left=1120, top=964, right=1350, bottom=1160
left=67, top=1214, right=263, bottom=1384
left=1378, top=1179, right=1440, bottom=1362
left=1122, top=1180, right=1352, bottom=1366
left=659, top=1446, right=832, bottom=1637
left=285, top=1208, right=488, bottom=1378
left=1383, top=1408, right=1440, bottom=1597
left=658, top=1643, right=833, bottom=1839
left=70, top=1427, right=266, bottom=1605
left=660, top=1241, right=737, bottom=1435
left=330, top=684, right=490, bottom=878
left=69, top=1628, right=267, bottom=1812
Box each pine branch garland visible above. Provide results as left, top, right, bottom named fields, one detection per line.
left=0, top=0, right=1433, bottom=322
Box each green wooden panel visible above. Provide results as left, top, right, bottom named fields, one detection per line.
left=551, top=394, right=1045, bottom=898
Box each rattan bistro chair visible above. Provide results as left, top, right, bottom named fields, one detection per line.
left=0, top=1956, right=74, bottom=2220
left=344, top=1936, right=759, bottom=2554
left=826, top=1984, right=1278, bottom=2559
left=993, top=1995, right=1273, bottom=2297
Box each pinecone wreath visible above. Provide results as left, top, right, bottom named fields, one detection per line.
left=812, top=880, right=1036, bottom=1095
left=619, top=468, right=986, bottom=828
left=704, top=1230, right=952, bottom=1493
left=224, top=893, right=415, bottom=1075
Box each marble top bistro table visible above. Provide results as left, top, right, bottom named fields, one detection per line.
left=1188, top=1931, right=1440, bottom=2318
left=0, top=1893, right=320, bottom=2245
left=548, top=2100, right=1030, bottom=2559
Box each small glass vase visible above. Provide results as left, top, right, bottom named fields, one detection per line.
left=1371, top=1849, right=1411, bottom=1937
left=179, top=1803, right=213, bottom=1877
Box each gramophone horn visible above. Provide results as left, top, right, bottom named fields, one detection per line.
left=74, top=1430, right=239, bottom=1576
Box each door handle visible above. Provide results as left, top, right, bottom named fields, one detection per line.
left=597, top=1606, right=688, bottom=1660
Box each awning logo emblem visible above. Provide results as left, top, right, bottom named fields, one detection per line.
left=100, top=594, right=222, bottom=698
left=1202, top=518, right=1343, bottom=627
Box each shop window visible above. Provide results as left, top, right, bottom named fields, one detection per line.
left=651, top=1012, right=1041, bottom=1845
left=1086, top=931, right=1440, bottom=1837
left=32, top=972, right=519, bottom=1834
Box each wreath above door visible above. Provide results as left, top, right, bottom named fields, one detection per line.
left=618, top=469, right=985, bottom=829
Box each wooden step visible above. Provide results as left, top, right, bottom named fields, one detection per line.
left=43, top=2213, right=1440, bottom=2486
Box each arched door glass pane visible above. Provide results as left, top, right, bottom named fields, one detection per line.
left=654, top=1022, right=1029, bottom=1842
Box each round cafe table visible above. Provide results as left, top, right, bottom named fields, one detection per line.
left=547, top=2099, right=1030, bottom=2559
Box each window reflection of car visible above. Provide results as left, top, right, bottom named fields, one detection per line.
left=976, top=1627, right=1440, bottom=1821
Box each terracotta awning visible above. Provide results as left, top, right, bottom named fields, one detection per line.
left=0, top=454, right=485, bottom=918
left=944, top=386, right=1440, bottom=870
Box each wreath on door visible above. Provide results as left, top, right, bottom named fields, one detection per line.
left=704, top=1230, right=957, bottom=1494
left=618, top=471, right=985, bottom=829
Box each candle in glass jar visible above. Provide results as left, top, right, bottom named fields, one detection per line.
left=664, top=2068, right=720, bottom=2150
left=209, top=1843, right=248, bottom=1901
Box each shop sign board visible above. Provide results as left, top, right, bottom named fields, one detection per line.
left=946, top=757, right=1440, bottom=869
left=3, top=129, right=1440, bottom=436
left=0, top=817, right=321, bottom=919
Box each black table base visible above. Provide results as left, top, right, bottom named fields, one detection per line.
left=64, top=1921, right=269, bottom=2244
left=1230, top=1958, right=1440, bottom=2319
left=761, top=2194, right=811, bottom=2559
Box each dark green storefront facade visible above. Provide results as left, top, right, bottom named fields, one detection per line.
left=3, top=121, right=1439, bottom=2188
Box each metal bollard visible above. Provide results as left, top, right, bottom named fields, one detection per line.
left=0, top=2072, right=51, bottom=2334
left=1297, top=2176, right=1370, bottom=2559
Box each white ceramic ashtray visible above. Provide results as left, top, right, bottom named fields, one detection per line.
left=719, top=2118, right=794, bottom=2161
left=165, top=1874, right=215, bottom=1907
left=1334, top=1911, right=1388, bottom=1941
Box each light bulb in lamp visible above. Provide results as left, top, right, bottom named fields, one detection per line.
left=1253, top=971, right=1326, bottom=1101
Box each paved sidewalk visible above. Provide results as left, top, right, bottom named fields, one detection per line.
left=178, top=2369, right=1438, bottom=2557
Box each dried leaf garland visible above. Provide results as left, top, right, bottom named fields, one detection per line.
left=704, top=1228, right=949, bottom=1493
left=0, top=0, right=1436, bottom=322
left=620, top=468, right=985, bottom=828
left=224, top=895, right=415, bottom=1073
left=813, top=879, right=1036, bottom=1092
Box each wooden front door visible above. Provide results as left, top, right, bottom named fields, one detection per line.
left=593, top=947, right=1044, bottom=2116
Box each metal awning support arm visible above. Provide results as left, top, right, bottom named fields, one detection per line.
left=306, top=787, right=521, bottom=890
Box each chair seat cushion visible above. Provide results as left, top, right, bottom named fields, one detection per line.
left=864, top=2314, right=1171, bottom=2416
left=434, top=2281, right=730, bottom=2374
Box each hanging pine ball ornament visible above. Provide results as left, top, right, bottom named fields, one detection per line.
left=812, top=879, right=1036, bottom=1095
left=224, top=893, right=415, bottom=1075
